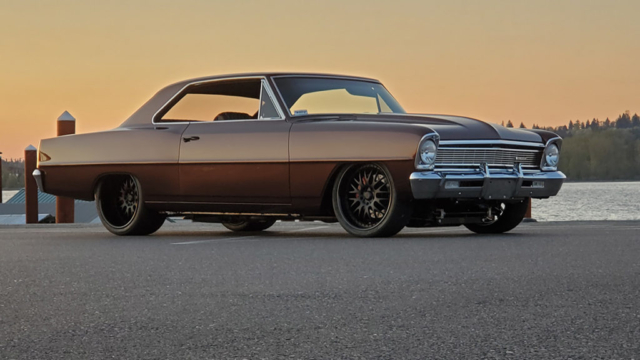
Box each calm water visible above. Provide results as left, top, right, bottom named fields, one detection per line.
left=3, top=183, right=640, bottom=222
left=532, top=182, right=640, bottom=222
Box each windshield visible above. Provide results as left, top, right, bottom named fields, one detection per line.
left=274, top=77, right=406, bottom=116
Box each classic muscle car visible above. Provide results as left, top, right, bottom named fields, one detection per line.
left=33, top=73, right=565, bottom=237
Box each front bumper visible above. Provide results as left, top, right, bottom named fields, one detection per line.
left=410, top=165, right=565, bottom=200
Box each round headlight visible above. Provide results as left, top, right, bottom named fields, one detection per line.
left=545, top=144, right=559, bottom=168
left=419, top=140, right=438, bottom=166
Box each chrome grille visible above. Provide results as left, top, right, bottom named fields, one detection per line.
left=436, top=147, right=542, bottom=168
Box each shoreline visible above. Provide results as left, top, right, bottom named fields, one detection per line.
left=563, top=179, right=640, bottom=183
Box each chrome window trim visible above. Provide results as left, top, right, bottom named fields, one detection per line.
left=259, top=79, right=286, bottom=120
left=415, top=132, right=440, bottom=170
left=152, top=76, right=285, bottom=125
left=439, top=140, right=546, bottom=148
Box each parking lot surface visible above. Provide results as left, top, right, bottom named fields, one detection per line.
left=1, top=221, right=639, bottom=359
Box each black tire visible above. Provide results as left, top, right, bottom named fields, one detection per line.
left=332, top=163, right=411, bottom=237
left=222, top=218, right=277, bottom=232
left=464, top=199, right=530, bottom=234
left=95, top=175, right=166, bottom=236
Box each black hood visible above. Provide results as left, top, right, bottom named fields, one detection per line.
left=367, top=114, right=542, bottom=142
left=301, top=113, right=546, bottom=143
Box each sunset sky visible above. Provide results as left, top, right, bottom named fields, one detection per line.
left=1, top=0, right=639, bottom=159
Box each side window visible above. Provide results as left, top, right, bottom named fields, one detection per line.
left=259, top=82, right=282, bottom=119
left=159, top=79, right=263, bottom=122
left=162, top=94, right=259, bottom=121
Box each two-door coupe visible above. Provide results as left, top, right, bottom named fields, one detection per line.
left=33, top=73, right=565, bottom=237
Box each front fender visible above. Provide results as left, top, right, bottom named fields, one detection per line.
left=289, top=121, right=434, bottom=212
left=290, top=121, right=435, bottom=162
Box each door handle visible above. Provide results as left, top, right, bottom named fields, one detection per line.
left=183, top=136, right=200, bottom=143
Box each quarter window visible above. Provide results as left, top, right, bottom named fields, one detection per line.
left=259, top=83, right=281, bottom=119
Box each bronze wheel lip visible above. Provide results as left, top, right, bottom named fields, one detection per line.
left=341, top=164, right=392, bottom=230
left=100, top=175, right=141, bottom=230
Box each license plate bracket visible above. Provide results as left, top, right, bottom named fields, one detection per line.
left=482, top=179, right=517, bottom=200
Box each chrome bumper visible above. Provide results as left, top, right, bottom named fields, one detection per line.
left=410, top=164, right=565, bottom=200
left=32, top=169, right=45, bottom=192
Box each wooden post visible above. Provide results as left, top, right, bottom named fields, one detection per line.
left=25, top=145, right=38, bottom=224
left=0, top=151, right=3, bottom=204
left=56, top=111, right=76, bottom=223
left=525, top=199, right=533, bottom=220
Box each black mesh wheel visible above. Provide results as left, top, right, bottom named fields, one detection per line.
left=95, top=175, right=165, bottom=236
left=333, top=163, right=411, bottom=237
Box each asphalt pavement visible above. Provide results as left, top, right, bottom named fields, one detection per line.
left=1, top=221, right=639, bottom=359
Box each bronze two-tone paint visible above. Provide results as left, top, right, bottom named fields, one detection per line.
left=35, top=72, right=565, bottom=236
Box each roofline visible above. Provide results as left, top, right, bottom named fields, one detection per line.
left=163, top=72, right=381, bottom=89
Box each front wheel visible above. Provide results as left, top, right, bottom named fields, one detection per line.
left=464, top=199, right=530, bottom=234
left=332, top=163, right=411, bottom=237
left=95, top=175, right=166, bottom=236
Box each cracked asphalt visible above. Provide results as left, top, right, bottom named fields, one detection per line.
left=1, top=221, right=639, bottom=359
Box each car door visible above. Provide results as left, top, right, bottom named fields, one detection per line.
left=176, top=78, right=291, bottom=206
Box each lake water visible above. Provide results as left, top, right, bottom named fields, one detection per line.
left=532, top=182, right=640, bottom=222
left=3, top=182, right=640, bottom=222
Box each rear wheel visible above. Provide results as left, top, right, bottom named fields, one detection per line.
left=332, top=163, right=411, bottom=237
left=95, top=175, right=166, bottom=236
left=222, top=218, right=277, bottom=232
left=464, top=199, right=529, bottom=234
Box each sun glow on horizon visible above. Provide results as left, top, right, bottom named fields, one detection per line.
left=1, top=0, right=639, bottom=159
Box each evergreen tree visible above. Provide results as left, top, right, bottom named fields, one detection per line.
left=631, top=113, right=640, bottom=127
left=506, top=120, right=513, bottom=128
left=616, top=111, right=632, bottom=129
left=519, top=122, right=526, bottom=128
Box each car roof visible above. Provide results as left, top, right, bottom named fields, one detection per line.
left=120, top=73, right=382, bottom=127
left=165, top=72, right=382, bottom=88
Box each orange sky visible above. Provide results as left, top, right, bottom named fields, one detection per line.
left=1, top=0, right=639, bottom=159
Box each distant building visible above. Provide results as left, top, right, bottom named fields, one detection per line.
left=0, top=189, right=98, bottom=224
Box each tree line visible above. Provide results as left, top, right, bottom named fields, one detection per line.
left=503, top=111, right=640, bottom=181
left=1, top=158, right=25, bottom=190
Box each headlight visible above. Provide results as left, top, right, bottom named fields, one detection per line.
left=543, top=144, right=560, bottom=169
left=415, top=134, right=439, bottom=170
left=420, top=140, right=437, bottom=165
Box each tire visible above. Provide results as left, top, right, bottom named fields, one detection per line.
left=332, top=163, right=411, bottom=237
left=464, top=199, right=530, bottom=234
left=222, top=218, right=277, bottom=232
left=95, top=175, right=166, bottom=236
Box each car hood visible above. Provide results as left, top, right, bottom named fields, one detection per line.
left=318, top=113, right=543, bottom=143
